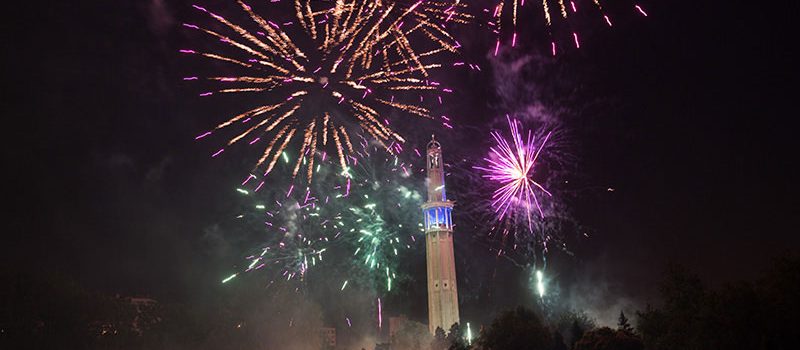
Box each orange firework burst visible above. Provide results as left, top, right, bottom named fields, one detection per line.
left=183, top=0, right=470, bottom=183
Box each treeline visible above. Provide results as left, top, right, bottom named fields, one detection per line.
left=2, top=256, right=798, bottom=349
left=417, top=255, right=800, bottom=350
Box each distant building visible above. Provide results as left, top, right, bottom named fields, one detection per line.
left=319, top=327, right=336, bottom=348
left=128, top=297, right=158, bottom=335
left=93, top=296, right=160, bottom=337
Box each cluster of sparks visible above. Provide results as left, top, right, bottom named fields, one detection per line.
left=487, top=0, right=649, bottom=56
left=225, top=140, right=424, bottom=296
left=475, top=116, right=552, bottom=233
left=184, top=0, right=470, bottom=184
left=349, top=201, right=404, bottom=292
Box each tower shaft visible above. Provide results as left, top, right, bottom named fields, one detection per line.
left=423, top=136, right=459, bottom=334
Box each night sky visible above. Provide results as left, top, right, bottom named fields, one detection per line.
left=5, top=0, right=798, bottom=331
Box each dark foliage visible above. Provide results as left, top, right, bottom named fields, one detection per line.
left=551, top=331, right=568, bottom=350
left=636, top=256, right=800, bottom=350
left=570, top=319, right=585, bottom=349
left=446, top=323, right=469, bottom=350
left=477, top=306, right=552, bottom=350
left=431, top=326, right=448, bottom=350
left=617, top=312, right=633, bottom=333
left=548, top=309, right=596, bottom=347
left=573, top=327, right=643, bottom=350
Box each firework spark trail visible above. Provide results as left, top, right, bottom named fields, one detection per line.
left=227, top=143, right=423, bottom=295
left=336, top=141, right=423, bottom=292
left=183, top=0, right=470, bottom=183
left=487, top=0, right=649, bottom=55
left=377, top=297, right=383, bottom=329
left=474, top=116, right=552, bottom=233
left=240, top=197, right=335, bottom=285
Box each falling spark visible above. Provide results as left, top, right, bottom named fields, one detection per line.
left=635, top=4, right=648, bottom=16
left=488, top=0, right=646, bottom=54
left=222, top=273, right=238, bottom=283
left=377, top=297, right=383, bottom=329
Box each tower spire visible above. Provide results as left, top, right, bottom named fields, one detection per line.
left=423, top=136, right=460, bottom=334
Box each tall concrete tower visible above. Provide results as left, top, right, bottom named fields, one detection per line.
left=422, top=136, right=459, bottom=334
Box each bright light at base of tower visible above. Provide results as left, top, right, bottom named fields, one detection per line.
left=536, top=270, right=546, bottom=297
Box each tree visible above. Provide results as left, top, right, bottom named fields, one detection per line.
left=573, top=327, right=643, bottom=350
left=476, top=306, right=552, bottom=350
left=636, top=265, right=710, bottom=350
left=446, top=323, right=468, bottom=350
left=431, top=327, right=448, bottom=350
left=760, top=254, right=800, bottom=349
left=635, top=259, right=800, bottom=350
left=570, top=319, right=585, bottom=349
left=551, top=331, right=567, bottom=350
left=549, top=309, right=595, bottom=348
left=617, top=311, right=633, bottom=333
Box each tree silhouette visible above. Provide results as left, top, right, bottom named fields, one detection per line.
left=431, top=326, right=448, bottom=350
left=617, top=311, right=633, bottom=333
left=477, top=306, right=551, bottom=350
left=446, top=323, right=469, bottom=350
left=551, top=330, right=567, bottom=350
left=573, top=327, right=643, bottom=350
left=570, top=319, right=585, bottom=349
left=549, top=309, right=595, bottom=347
left=637, top=256, right=800, bottom=350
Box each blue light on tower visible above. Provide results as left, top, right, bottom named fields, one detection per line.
left=424, top=206, right=453, bottom=230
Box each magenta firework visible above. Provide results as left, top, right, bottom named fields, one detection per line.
left=487, top=0, right=649, bottom=56
left=474, top=116, right=553, bottom=232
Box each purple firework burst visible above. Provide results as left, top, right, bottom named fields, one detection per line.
left=474, top=116, right=552, bottom=232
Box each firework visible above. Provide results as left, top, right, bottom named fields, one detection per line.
left=535, top=269, right=546, bottom=297
left=228, top=140, right=423, bottom=294
left=341, top=139, right=423, bottom=292
left=377, top=297, right=383, bottom=329
left=474, top=116, right=552, bottom=233
left=347, top=197, right=409, bottom=292
left=242, top=197, right=338, bottom=285
left=487, top=0, right=649, bottom=55
left=183, top=0, right=470, bottom=183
